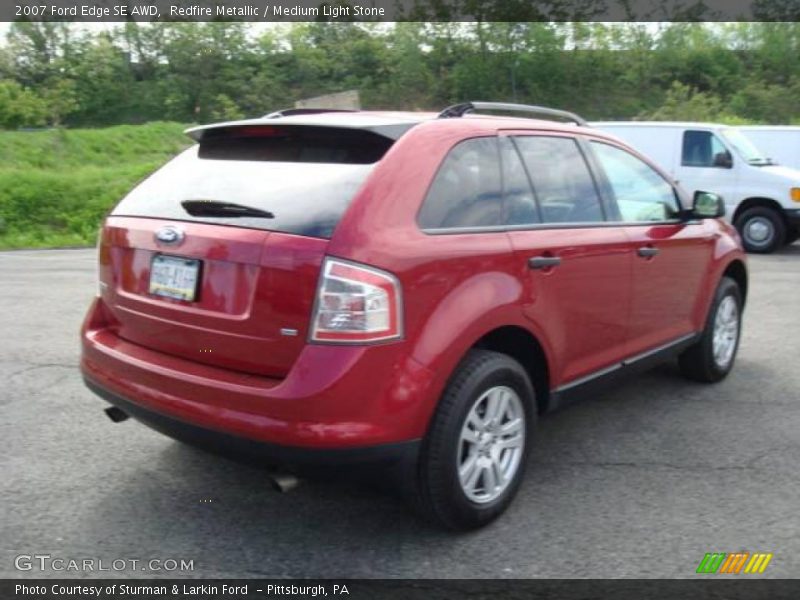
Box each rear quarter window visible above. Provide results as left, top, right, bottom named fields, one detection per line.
left=417, top=137, right=503, bottom=229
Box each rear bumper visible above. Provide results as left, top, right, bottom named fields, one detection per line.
left=85, top=376, right=420, bottom=466
left=81, top=296, right=435, bottom=459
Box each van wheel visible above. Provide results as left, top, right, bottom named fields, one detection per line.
left=735, top=207, right=785, bottom=253
left=411, top=350, right=535, bottom=530
left=679, top=277, right=742, bottom=383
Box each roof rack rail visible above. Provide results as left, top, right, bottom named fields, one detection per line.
left=264, top=108, right=357, bottom=118
left=438, top=102, right=588, bottom=127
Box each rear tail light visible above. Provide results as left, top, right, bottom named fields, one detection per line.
left=310, top=258, right=403, bottom=343
left=96, top=227, right=107, bottom=296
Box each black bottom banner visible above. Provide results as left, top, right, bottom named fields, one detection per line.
left=3, top=579, right=800, bottom=600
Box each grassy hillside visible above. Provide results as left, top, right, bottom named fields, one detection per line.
left=0, top=123, right=192, bottom=249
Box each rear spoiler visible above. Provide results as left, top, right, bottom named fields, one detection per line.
left=185, top=118, right=415, bottom=143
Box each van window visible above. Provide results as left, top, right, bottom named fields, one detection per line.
left=591, top=142, right=681, bottom=222
left=513, top=136, right=605, bottom=224
left=682, top=131, right=731, bottom=168
left=112, top=126, right=395, bottom=239
left=719, top=128, right=771, bottom=165
left=418, top=137, right=503, bottom=229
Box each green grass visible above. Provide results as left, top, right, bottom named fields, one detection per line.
left=0, top=122, right=192, bottom=249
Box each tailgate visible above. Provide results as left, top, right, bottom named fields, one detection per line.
left=99, top=216, right=326, bottom=378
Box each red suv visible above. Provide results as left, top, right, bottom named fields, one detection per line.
left=81, top=102, right=747, bottom=529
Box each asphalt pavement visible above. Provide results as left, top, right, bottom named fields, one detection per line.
left=1, top=245, right=799, bottom=578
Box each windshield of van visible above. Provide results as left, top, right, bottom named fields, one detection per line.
left=111, top=126, right=395, bottom=239
left=720, top=128, right=774, bottom=166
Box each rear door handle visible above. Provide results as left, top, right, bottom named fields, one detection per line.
left=637, top=246, right=659, bottom=258
left=528, top=256, right=562, bottom=270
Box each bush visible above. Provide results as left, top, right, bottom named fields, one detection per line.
left=727, top=78, right=800, bottom=124
left=639, top=81, right=746, bottom=124
left=0, top=80, right=48, bottom=129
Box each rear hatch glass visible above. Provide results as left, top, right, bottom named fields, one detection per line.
left=111, top=125, right=394, bottom=238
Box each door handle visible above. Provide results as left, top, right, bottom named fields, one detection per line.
left=637, top=246, right=659, bottom=258
left=528, top=256, right=562, bottom=270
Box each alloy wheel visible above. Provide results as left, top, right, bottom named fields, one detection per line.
left=457, top=385, right=526, bottom=504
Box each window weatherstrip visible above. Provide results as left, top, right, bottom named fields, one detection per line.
left=420, top=218, right=685, bottom=236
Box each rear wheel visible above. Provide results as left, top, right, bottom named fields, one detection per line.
left=735, top=206, right=785, bottom=253
left=410, top=350, right=535, bottom=530
left=679, top=276, right=742, bottom=383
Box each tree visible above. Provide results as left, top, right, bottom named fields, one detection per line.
left=0, top=79, right=48, bottom=128
left=728, top=78, right=800, bottom=124
left=210, top=94, right=244, bottom=121
left=642, top=81, right=734, bottom=122
left=2, top=22, right=800, bottom=128
left=39, top=78, right=79, bottom=126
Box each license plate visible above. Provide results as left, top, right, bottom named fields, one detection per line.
left=149, top=255, right=201, bottom=301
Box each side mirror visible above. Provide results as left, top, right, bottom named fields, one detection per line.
left=691, top=191, right=725, bottom=219
left=713, top=151, right=733, bottom=168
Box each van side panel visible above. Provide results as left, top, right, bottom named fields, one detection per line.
left=593, top=126, right=681, bottom=177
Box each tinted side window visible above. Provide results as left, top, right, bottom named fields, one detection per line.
left=500, top=137, right=539, bottom=226
left=514, top=136, right=605, bottom=224
left=418, top=137, right=502, bottom=229
left=591, top=142, right=681, bottom=222
left=682, top=130, right=730, bottom=168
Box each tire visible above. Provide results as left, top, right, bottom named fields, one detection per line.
left=679, top=276, right=742, bottom=383
left=410, top=349, right=535, bottom=530
left=735, top=207, right=786, bottom=253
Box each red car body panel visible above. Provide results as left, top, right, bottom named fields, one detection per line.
left=621, top=221, right=715, bottom=354
left=100, top=216, right=327, bottom=378
left=81, top=113, right=747, bottom=458
left=507, top=227, right=632, bottom=384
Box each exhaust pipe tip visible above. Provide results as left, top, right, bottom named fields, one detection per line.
left=268, top=472, right=300, bottom=493
left=105, top=406, right=129, bottom=423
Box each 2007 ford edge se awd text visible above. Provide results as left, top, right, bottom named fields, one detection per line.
left=81, top=102, right=747, bottom=530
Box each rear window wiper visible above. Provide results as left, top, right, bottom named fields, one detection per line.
left=180, top=200, right=275, bottom=219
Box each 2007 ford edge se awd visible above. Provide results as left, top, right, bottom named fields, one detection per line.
left=81, top=102, right=747, bottom=530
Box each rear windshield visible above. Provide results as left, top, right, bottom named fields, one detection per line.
left=111, top=126, right=394, bottom=239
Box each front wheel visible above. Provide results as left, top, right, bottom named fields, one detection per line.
left=735, top=207, right=786, bottom=253
left=679, top=276, right=742, bottom=383
left=410, top=350, right=535, bottom=530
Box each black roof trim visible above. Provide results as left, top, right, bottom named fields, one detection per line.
left=438, top=102, right=588, bottom=127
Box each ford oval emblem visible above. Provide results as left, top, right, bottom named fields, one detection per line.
left=155, top=226, right=184, bottom=245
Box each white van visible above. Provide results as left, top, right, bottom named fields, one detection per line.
left=592, top=121, right=800, bottom=252
left=738, top=126, right=800, bottom=172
